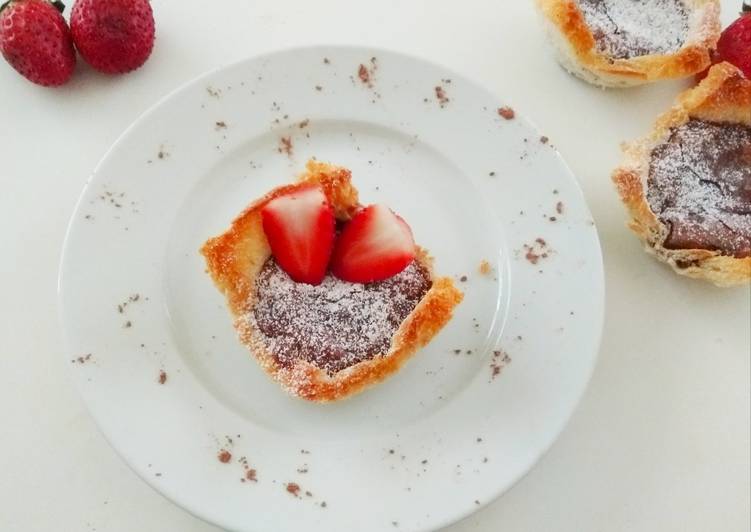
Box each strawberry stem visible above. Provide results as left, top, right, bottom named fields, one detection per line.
left=0, top=1, right=10, bottom=14
left=51, top=0, right=65, bottom=13
left=745, top=0, right=751, bottom=13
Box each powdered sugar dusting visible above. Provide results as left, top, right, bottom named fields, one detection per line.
left=576, top=0, right=689, bottom=59
left=647, top=120, right=751, bottom=258
left=247, top=259, right=432, bottom=375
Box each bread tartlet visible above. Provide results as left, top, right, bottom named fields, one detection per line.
left=201, top=161, right=464, bottom=401
left=613, top=62, right=751, bottom=286
left=535, top=0, right=721, bottom=87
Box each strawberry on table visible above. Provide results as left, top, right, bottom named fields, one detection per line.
left=715, top=1, right=751, bottom=78
left=261, top=185, right=336, bottom=286
left=70, top=0, right=154, bottom=74
left=331, top=204, right=416, bottom=284
left=0, top=0, right=76, bottom=86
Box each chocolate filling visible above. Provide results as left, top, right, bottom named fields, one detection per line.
left=251, top=258, right=432, bottom=375
left=647, top=119, right=751, bottom=258
left=577, top=0, right=689, bottom=59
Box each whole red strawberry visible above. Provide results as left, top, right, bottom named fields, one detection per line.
left=0, top=0, right=75, bottom=86
left=716, top=2, right=751, bottom=78
left=70, top=0, right=154, bottom=74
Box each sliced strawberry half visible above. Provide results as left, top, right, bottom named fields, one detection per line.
left=331, top=204, right=416, bottom=284
left=261, top=185, right=335, bottom=285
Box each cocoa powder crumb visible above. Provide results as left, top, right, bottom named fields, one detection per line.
left=490, top=349, right=512, bottom=380
left=540, top=136, right=549, bottom=144
left=158, top=370, right=167, bottom=385
left=298, top=119, right=310, bottom=129
left=522, top=238, right=552, bottom=265
left=278, top=136, right=293, bottom=156
left=358, top=64, right=371, bottom=85
left=217, top=450, right=232, bottom=463
left=323, top=57, right=330, bottom=64
left=459, top=275, right=468, bottom=282
left=498, top=107, right=515, bottom=120
left=215, top=121, right=227, bottom=130
left=435, top=85, right=449, bottom=107
left=246, top=469, right=257, bottom=482
left=72, top=353, right=93, bottom=364
left=556, top=201, right=564, bottom=215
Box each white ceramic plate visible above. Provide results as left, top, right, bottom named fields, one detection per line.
left=59, top=46, right=604, bottom=532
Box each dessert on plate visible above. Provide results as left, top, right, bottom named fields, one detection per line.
left=201, top=161, right=463, bottom=401
left=612, top=62, right=751, bottom=286
left=534, top=0, right=720, bottom=87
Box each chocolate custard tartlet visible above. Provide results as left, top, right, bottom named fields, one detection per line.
left=613, top=62, right=751, bottom=286
left=201, top=161, right=463, bottom=401
left=534, top=0, right=720, bottom=87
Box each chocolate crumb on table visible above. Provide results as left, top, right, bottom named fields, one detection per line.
left=459, top=275, right=468, bottom=282
left=540, top=136, right=549, bottom=144
left=215, top=121, right=227, bottom=130
left=498, top=106, right=515, bottom=120
left=158, top=370, right=167, bottom=385
left=245, top=469, right=257, bottom=482
left=71, top=353, right=93, bottom=364
left=556, top=201, right=565, bottom=215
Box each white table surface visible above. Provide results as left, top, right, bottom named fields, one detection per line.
left=1, top=1, right=749, bottom=530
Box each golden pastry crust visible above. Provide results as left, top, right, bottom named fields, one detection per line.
left=534, top=0, right=720, bottom=87
left=612, top=63, right=751, bottom=286
left=201, top=160, right=464, bottom=401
